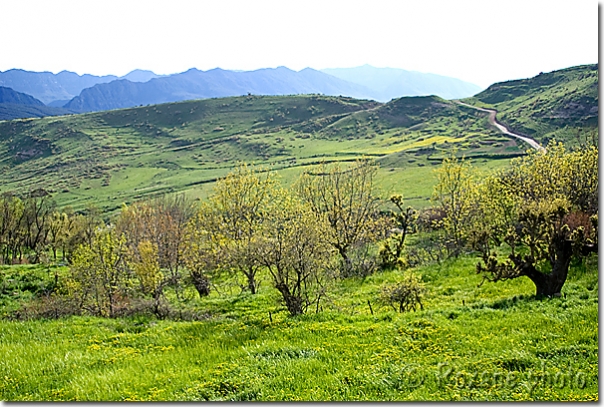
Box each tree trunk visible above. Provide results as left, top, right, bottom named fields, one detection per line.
left=245, top=268, right=257, bottom=294
left=525, top=239, right=573, bottom=297
left=275, top=282, right=303, bottom=316
left=190, top=271, right=210, bottom=297
left=248, top=276, right=257, bottom=295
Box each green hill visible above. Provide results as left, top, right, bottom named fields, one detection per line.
left=0, top=94, right=519, bottom=213
left=463, top=64, right=598, bottom=145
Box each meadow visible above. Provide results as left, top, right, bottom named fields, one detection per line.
left=0, top=253, right=597, bottom=401
left=0, top=94, right=521, bottom=214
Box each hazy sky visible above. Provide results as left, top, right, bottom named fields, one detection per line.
left=1, top=0, right=598, bottom=88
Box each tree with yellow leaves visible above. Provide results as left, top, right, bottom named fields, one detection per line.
left=68, top=227, right=131, bottom=317
left=466, top=143, right=598, bottom=297
left=199, top=164, right=278, bottom=294
left=256, top=187, right=333, bottom=316
left=296, top=160, right=384, bottom=277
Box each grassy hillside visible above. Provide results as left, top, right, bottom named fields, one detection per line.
left=0, top=94, right=519, bottom=213
left=463, top=64, right=598, bottom=145
left=0, top=254, right=597, bottom=401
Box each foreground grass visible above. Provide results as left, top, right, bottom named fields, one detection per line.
left=0, top=255, right=598, bottom=401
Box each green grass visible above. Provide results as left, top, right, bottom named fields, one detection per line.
left=0, top=254, right=597, bottom=401
left=463, top=64, right=598, bottom=145
left=0, top=94, right=524, bottom=214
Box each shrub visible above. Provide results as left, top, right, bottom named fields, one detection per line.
left=379, top=272, right=426, bottom=312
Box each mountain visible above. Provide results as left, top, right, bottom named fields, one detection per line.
left=0, top=69, right=164, bottom=106
left=1, top=66, right=482, bottom=113
left=0, top=64, right=596, bottom=213
left=63, top=67, right=374, bottom=112
left=121, top=69, right=163, bottom=83
left=0, top=86, right=73, bottom=121
left=0, top=69, right=118, bottom=105
left=0, top=86, right=45, bottom=106
left=321, top=65, right=483, bottom=101
left=463, top=64, right=598, bottom=145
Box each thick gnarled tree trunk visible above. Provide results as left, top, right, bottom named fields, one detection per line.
left=190, top=271, right=210, bottom=297
left=516, top=236, right=596, bottom=297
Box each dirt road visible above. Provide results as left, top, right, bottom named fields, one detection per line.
left=454, top=100, right=545, bottom=151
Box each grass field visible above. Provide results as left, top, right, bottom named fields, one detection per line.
left=0, top=94, right=524, bottom=214
left=0, top=253, right=597, bottom=401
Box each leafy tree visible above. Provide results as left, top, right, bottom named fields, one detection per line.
left=181, top=203, right=222, bottom=297
left=297, top=160, right=384, bottom=277
left=203, top=164, right=277, bottom=294
left=379, top=194, right=417, bottom=269
left=117, top=195, right=194, bottom=297
left=257, top=189, right=333, bottom=316
left=47, top=211, right=69, bottom=261
left=468, top=143, right=598, bottom=297
left=431, top=153, right=476, bottom=256
left=128, top=240, right=165, bottom=315
left=68, top=227, right=131, bottom=317
left=129, top=240, right=163, bottom=297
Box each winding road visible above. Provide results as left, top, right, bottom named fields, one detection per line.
left=454, top=100, right=545, bottom=151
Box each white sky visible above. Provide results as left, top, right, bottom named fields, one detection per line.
left=1, top=0, right=598, bottom=88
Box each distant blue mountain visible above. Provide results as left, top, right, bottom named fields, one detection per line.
left=64, top=67, right=375, bottom=112
left=0, top=86, right=74, bottom=121
left=0, top=69, right=163, bottom=106
left=0, top=86, right=45, bottom=106
left=0, top=70, right=118, bottom=104
left=121, top=69, right=164, bottom=83
left=0, top=65, right=484, bottom=115
left=321, top=65, right=483, bottom=101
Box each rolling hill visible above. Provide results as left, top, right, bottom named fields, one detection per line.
left=0, top=93, right=519, bottom=214
left=463, top=64, right=598, bottom=145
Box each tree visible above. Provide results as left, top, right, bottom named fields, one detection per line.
left=128, top=240, right=164, bottom=315
left=379, top=194, right=417, bottom=269
left=117, top=195, right=194, bottom=298
left=47, top=211, right=68, bottom=261
left=431, top=153, right=476, bottom=256
left=297, top=160, right=384, bottom=277
left=468, top=143, right=598, bottom=297
left=20, top=189, right=55, bottom=262
left=68, top=227, right=131, bottom=317
left=181, top=202, right=224, bottom=298
left=0, top=193, right=24, bottom=264
left=202, top=164, right=277, bottom=294
left=256, top=188, right=333, bottom=316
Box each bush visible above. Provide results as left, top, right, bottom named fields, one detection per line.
left=10, top=293, right=80, bottom=320
left=379, top=272, right=426, bottom=312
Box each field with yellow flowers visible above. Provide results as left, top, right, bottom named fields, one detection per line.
left=0, top=253, right=597, bottom=401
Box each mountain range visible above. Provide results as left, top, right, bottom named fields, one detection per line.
left=0, top=66, right=483, bottom=117
left=322, top=65, right=482, bottom=101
